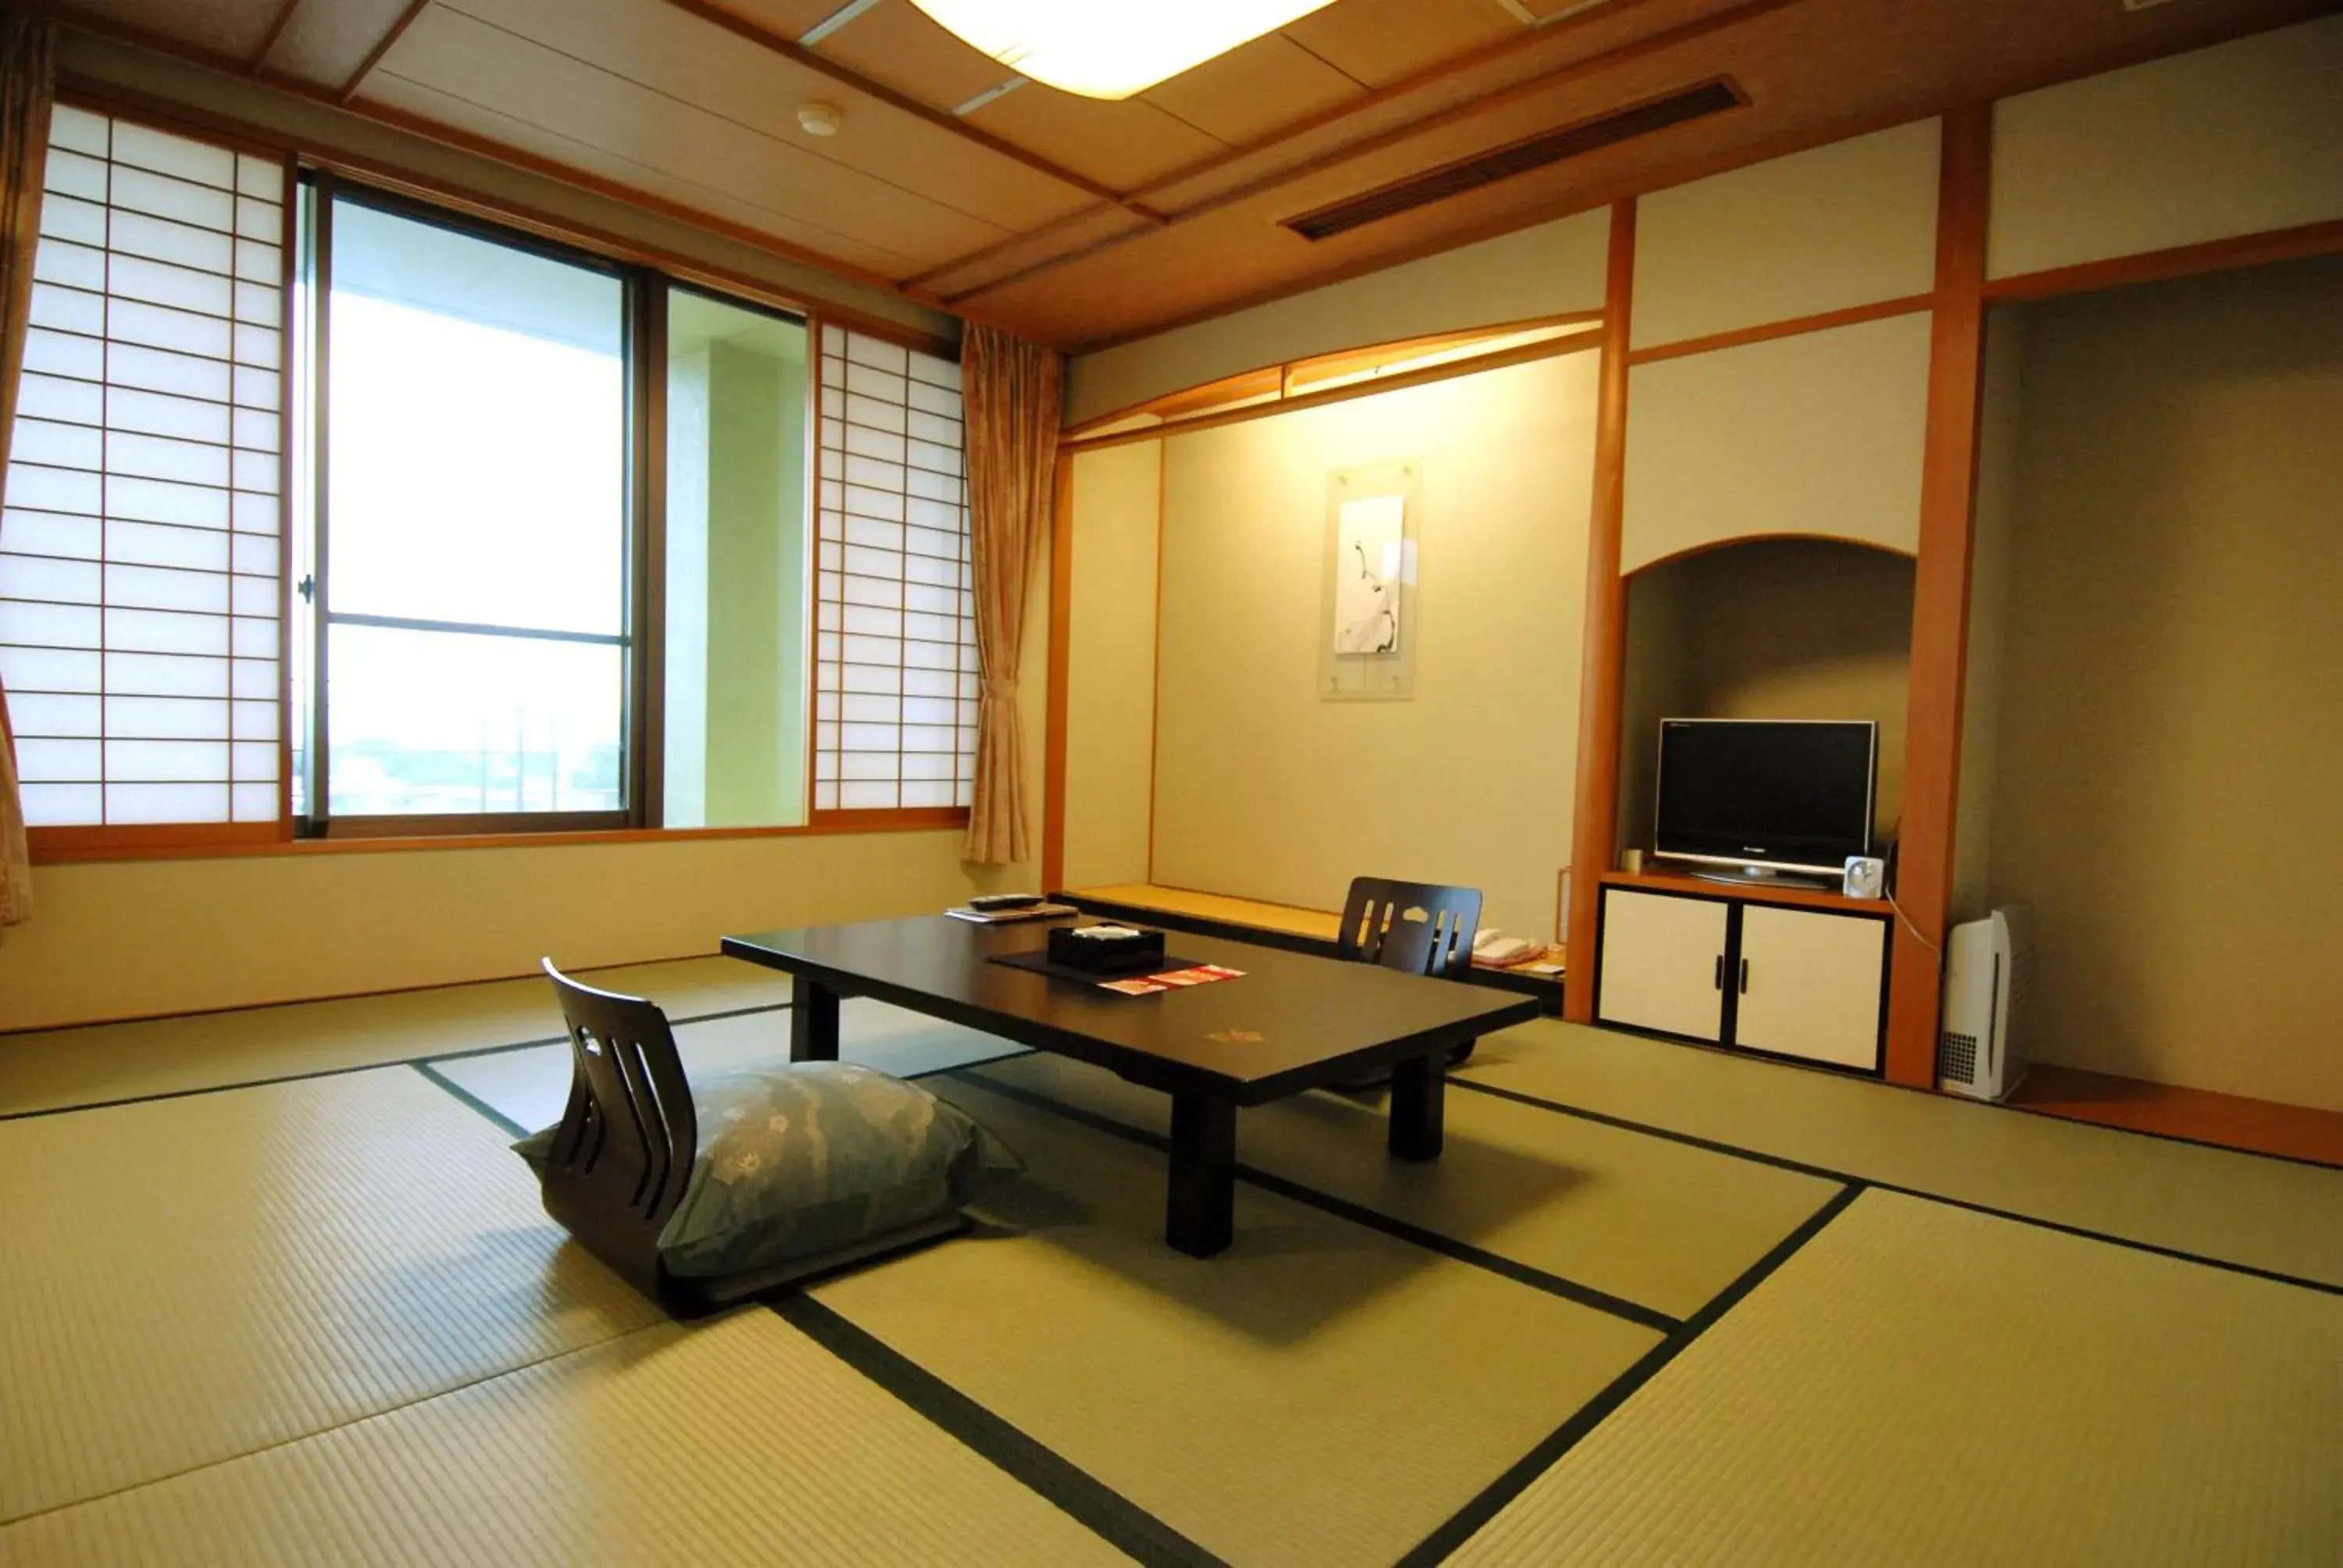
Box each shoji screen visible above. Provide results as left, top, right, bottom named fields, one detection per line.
left=0, top=105, right=286, bottom=830
left=811, top=324, right=977, bottom=812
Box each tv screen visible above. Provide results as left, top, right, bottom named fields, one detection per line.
left=1653, top=718, right=1877, bottom=875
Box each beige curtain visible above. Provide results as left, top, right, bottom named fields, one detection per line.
left=960, top=323, right=1061, bottom=866
left=0, top=16, right=52, bottom=930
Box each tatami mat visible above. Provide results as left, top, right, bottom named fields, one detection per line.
left=0, top=1310, right=1125, bottom=1567
left=433, top=1001, right=1028, bottom=1136
left=810, top=1073, right=1662, bottom=1568
left=0, top=1068, right=659, bottom=1523
left=1452, top=1188, right=2343, bottom=1565
left=0, top=956, right=793, bottom=1118
left=1460, top=1020, right=2343, bottom=1288
left=970, top=1053, right=1843, bottom=1322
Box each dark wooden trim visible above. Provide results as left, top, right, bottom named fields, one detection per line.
left=29, top=812, right=968, bottom=865
left=247, top=0, right=304, bottom=73
left=1598, top=868, right=1890, bottom=917
left=806, top=804, right=972, bottom=831
left=1040, top=453, right=1074, bottom=893
left=1885, top=102, right=1992, bottom=1089
left=275, top=148, right=298, bottom=838
left=1563, top=199, right=1635, bottom=1025
left=1624, top=529, right=1917, bottom=576
left=631, top=272, right=666, bottom=829
left=1981, top=215, right=2343, bottom=303
left=1060, top=330, right=1603, bottom=454
left=1624, top=292, right=1936, bottom=365
left=335, top=0, right=430, bottom=102
left=27, top=822, right=284, bottom=857
left=1062, top=309, right=1603, bottom=436
left=651, top=0, right=1149, bottom=216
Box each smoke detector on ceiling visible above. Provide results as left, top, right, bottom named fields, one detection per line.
left=798, top=102, right=843, bottom=136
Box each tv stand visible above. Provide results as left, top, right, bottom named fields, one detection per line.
left=1681, top=864, right=1839, bottom=893
left=1592, top=870, right=1892, bottom=1074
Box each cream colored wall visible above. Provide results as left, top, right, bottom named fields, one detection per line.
left=56, top=30, right=954, bottom=342
left=1988, top=12, right=2343, bottom=281
left=0, top=830, right=1018, bottom=1032
left=1949, top=308, right=2026, bottom=925
left=1621, top=310, right=1932, bottom=573
left=1065, top=209, right=1610, bottom=428
left=1149, top=352, right=1598, bottom=939
left=1060, top=443, right=1162, bottom=890
left=1617, top=543, right=1913, bottom=858
left=1985, top=255, right=2343, bottom=1111
left=1631, top=119, right=1941, bottom=350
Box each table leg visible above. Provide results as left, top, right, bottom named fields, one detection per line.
left=790, top=978, right=840, bottom=1062
left=1389, top=1049, right=1446, bottom=1161
left=1166, top=1092, right=1236, bottom=1258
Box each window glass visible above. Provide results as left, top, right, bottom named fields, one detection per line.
left=319, top=197, right=627, bottom=816
left=662, top=288, right=810, bottom=829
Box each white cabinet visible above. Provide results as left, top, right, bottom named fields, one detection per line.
left=1595, top=882, right=1891, bottom=1074
left=1597, top=889, right=1730, bottom=1043
left=1733, top=904, right=1891, bottom=1070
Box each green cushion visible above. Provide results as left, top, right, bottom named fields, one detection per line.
left=516, top=1062, right=1017, bottom=1279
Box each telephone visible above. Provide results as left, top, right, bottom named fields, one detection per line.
left=1471, top=930, right=1543, bottom=965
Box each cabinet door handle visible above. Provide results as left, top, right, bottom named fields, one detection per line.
left=1739, top=958, right=1750, bottom=995
left=1714, top=955, right=1724, bottom=991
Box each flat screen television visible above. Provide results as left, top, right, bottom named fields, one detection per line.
left=1653, top=718, right=1878, bottom=880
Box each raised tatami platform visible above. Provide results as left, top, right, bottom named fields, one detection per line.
left=1, top=963, right=2337, bottom=1565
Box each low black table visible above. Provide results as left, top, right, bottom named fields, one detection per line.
left=720, top=915, right=1541, bottom=1257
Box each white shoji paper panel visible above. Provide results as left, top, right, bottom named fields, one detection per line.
left=0, top=105, right=285, bottom=827
left=811, top=325, right=975, bottom=812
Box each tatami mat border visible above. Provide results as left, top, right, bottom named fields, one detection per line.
left=960, top=1069, right=1686, bottom=1334
left=0, top=1000, right=796, bottom=1124
left=771, top=1295, right=1229, bottom=1568
left=405, top=1051, right=1218, bottom=1565
left=1452, top=1078, right=2343, bottom=1299
left=1393, top=1183, right=1867, bottom=1566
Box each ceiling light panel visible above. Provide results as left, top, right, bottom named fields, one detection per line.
left=906, top=0, right=1343, bottom=99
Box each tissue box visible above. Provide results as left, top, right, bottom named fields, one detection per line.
left=1047, top=923, right=1167, bottom=975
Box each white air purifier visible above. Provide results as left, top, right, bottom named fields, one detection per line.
left=1938, top=906, right=2032, bottom=1100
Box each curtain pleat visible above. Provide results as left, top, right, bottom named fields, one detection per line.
left=0, top=16, right=52, bottom=931
left=959, top=324, right=1061, bottom=867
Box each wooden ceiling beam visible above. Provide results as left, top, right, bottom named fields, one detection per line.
left=337, top=0, right=433, bottom=102
left=246, top=0, right=305, bottom=73
left=652, top=0, right=1164, bottom=223
left=903, top=0, right=1696, bottom=296
left=938, top=0, right=1800, bottom=306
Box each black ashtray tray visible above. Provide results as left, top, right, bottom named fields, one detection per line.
left=1048, top=923, right=1167, bottom=975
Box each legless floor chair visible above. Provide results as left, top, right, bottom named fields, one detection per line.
left=1336, top=877, right=1485, bottom=1067
left=533, top=960, right=965, bottom=1316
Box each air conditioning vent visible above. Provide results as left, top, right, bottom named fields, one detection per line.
left=1282, top=79, right=1746, bottom=242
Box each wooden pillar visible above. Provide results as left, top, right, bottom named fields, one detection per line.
left=1563, top=199, right=1637, bottom=1024
left=1039, top=452, right=1075, bottom=893
left=1884, top=105, right=1993, bottom=1085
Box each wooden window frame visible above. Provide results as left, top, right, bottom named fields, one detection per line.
left=22, top=90, right=967, bottom=865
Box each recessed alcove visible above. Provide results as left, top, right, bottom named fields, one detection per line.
left=1614, top=537, right=1917, bottom=861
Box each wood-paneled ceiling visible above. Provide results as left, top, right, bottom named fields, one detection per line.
left=37, top=0, right=2341, bottom=350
